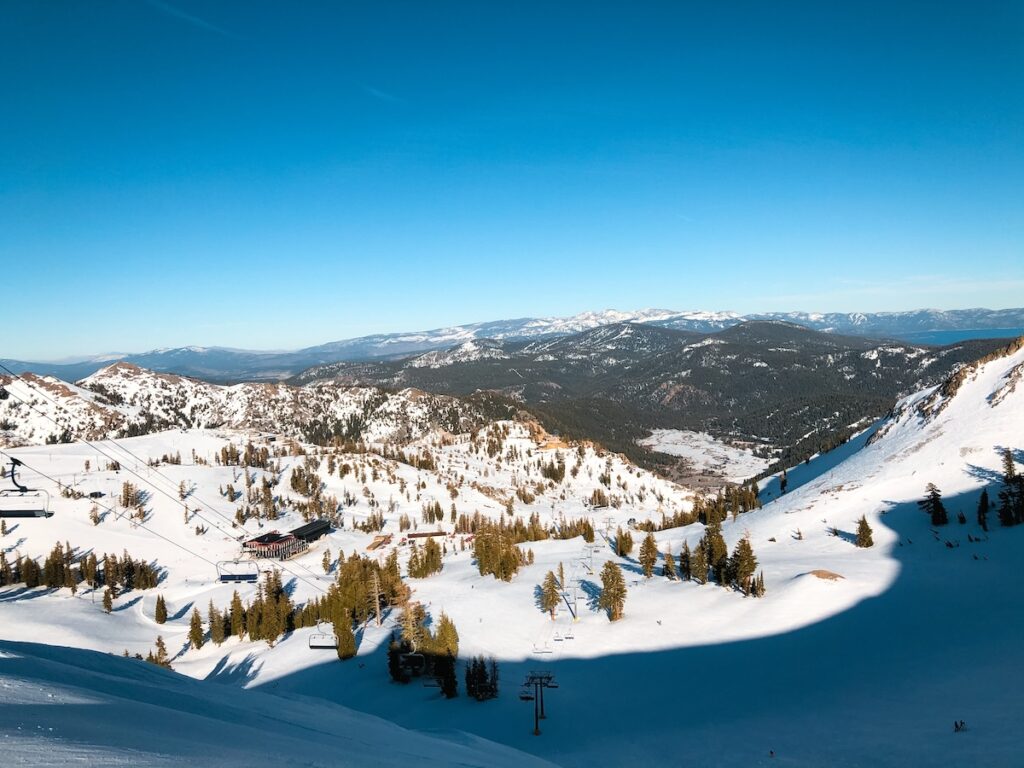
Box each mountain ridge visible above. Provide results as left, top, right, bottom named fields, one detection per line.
left=4, top=306, right=1023, bottom=382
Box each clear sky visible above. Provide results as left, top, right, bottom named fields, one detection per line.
left=2, top=1, right=1022, bottom=359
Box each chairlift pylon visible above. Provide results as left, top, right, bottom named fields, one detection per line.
left=0, top=459, right=53, bottom=518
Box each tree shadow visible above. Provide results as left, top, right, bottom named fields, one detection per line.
left=1, top=522, right=19, bottom=536
left=113, top=595, right=142, bottom=613
left=205, top=651, right=263, bottom=686
left=169, top=600, right=194, bottom=622
left=3, top=536, right=27, bottom=554
left=579, top=579, right=601, bottom=612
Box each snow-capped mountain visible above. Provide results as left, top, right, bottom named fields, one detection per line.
left=0, top=362, right=515, bottom=447
left=4, top=307, right=1022, bottom=383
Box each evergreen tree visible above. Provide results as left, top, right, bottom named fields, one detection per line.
left=614, top=527, right=634, bottom=557
left=322, top=547, right=332, bottom=574
left=704, top=521, right=729, bottom=583
left=728, top=534, right=758, bottom=595
left=150, top=635, right=171, bottom=668
left=229, top=590, right=245, bottom=638
left=335, top=610, right=357, bottom=660
left=209, top=600, right=226, bottom=645
left=189, top=607, right=205, bottom=650
left=598, top=560, right=627, bottom=621
left=103, top=586, right=113, bottom=613
left=154, top=594, right=167, bottom=624
left=917, top=483, right=948, bottom=526
left=662, top=546, right=677, bottom=579
left=855, top=515, right=874, bottom=548
left=678, top=541, right=692, bottom=581
left=1002, top=448, right=1017, bottom=483
left=690, top=541, right=708, bottom=585
left=976, top=489, right=989, bottom=531
left=540, top=571, right=561, bottom=619
left=436, top=652, right=458, bottom=699
left=432, top=612, right=460, bottom=657
left=638, top=532, right=658, bottom=578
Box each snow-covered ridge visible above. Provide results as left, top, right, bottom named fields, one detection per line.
left=0, top=363, right=505, bottom=447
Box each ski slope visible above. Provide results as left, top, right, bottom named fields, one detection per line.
left=1, top=341, right=1023, bottom=766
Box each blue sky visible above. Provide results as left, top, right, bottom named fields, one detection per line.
left=2, top=1, right=1022, bottom=359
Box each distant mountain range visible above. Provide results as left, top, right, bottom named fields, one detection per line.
left=4, top=307, right=1023, bottom=382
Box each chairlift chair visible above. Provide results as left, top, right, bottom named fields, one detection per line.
left=308, top=622, right=338, bottom=650
left=519, top=688, right=535, bottom=701
left=553, top=632, right=563, bottom=642
left=399, top=652, right=427, bottom=676
left=216, top=559, right=260, bottom=583
left=0, top=459, right=53, bottom=518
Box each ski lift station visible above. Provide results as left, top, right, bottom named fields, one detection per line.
left=242, top=519, right=331, bottom=560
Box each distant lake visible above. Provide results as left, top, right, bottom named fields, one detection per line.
left=892, top=328, right=1024, bottom=345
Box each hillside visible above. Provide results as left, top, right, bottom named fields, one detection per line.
left=293, top=322, right=1008, bottom=470
left=0, top=363, right=519, bottom=448
left=1, top=338, right=1022, bottom=766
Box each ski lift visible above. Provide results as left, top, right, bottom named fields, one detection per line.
left=308, top=622, right=337, bottom=650
left=553, top=632, right=564, bottom=642
left=564, top=627, right=575, bottom=640
left=399, top=652, right=427, bottom=676
left=0, top=459, right=53, bottom=518
left=519, top=688, right=535, bottom=701
left=531, top=643, right=553, bottom=655
left=216, top=560, right=260, bottom=583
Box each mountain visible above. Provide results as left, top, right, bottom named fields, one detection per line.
left=5, top=307, right=1022, bottom=382
left=0, top=362, right=518, bottom=448
left=293, top=321, right=1012, bottom=470
left=1, top=338, right=1022, bottom=766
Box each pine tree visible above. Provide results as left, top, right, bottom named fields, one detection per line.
left=209, top=600, right=226, bottom=645
left=229, top=590, right=245, bottom=638
left=917, top=483, right=948, bottom=526
left=540, top=571, right=561, bottom=619
left=103, top=587, right=113, bottom=613
left=152, top=635, right=171, bottom=668
left=728, top=534, right=758, bottom=594
left=154, top=594, right=167, bottom=624
left=614, top=527, right=634, bottom=557
left=598, top=560, right=626, bottom=621
left=433, top=612, right=460, bottom=657
left=189, top=607, right=205, bottom=650
left=322, top=547, right=332, bottom=574
left=662, top=546, right=677, bottom=579
left=335, top=610, right=357, bottom=660
left=976, top=489, right=989, bottom=531
left=678, top=541, right=692, bottom=581
left=638, top=532, right=658, bottom=578
left=1002, top=448, right=1017, bottom=484
left=436, top=652, right=458, bottom=699
left=705, top=522, right=729, bottom=583
left=855, top=515, right=874, bottom=548
left=690, top=542, right=708, bottom=585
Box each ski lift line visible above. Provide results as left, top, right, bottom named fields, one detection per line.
left=0, top=383, right=242, bottom=541
left=0, top=450, right=219, bottom=568
left=4, top=370, right=330, bottom=599
left=0, top=367, right=254, bottom=537
left=0, top=450, right=329, bottom=597
left=0, top=376, right=333, bottom=599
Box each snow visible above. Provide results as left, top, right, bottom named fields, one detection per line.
left=638, top=429, right=772, bottom=482
left=3, top=344, right=1024, bottom=766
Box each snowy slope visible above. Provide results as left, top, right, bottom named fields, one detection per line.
left=0, top=640, right=553, bottom=768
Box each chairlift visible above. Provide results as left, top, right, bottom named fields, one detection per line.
left=531, top=643, right=553, bottom=655
left=553, top=632, right=563, bottom=642
left=216, top=559, right=260, bottom=583
left=519, top=688, right=535, bottom=701
left=399, top=652, right=427, bottom=676
left=308, top=622, right=338, bottom=650
left=564, top=628, right=575, bottom=640
left=0, top=459, right=53, bottom=518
